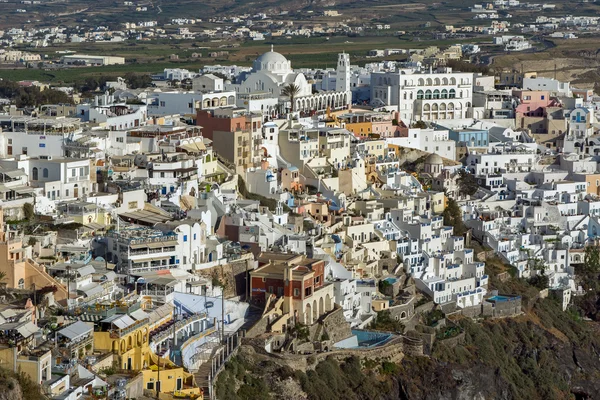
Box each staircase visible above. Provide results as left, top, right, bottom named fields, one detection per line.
left=25, top=259, right=69, bottom=301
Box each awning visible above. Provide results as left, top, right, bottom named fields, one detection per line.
left=16, top=322, right=39, bottom=338
left=4, top=170, right=25, bottom=178
left=130, top=243, right=149, bottom=249
left=76, top=264, right=96, bottom=277
left=129, top=308, right=150, bottom=321
left=58, top=320, right=92, bottom=340
left=79, top=283, right=103, bottom=298
left=113, top=315, right=136, bottom=330
left=147, top=241, right=177, bottom=249
left=13, top=186, right=34, bottom=194
left=179, top=142, right=206, bottom=152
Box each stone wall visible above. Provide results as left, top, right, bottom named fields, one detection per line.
left=388, top=298, right=415, bottom=322
left=492, top=297, right=522, bottom=317
left=402, top=336, right=424, bottom=356
left=196, top=256, right=254, bottom=298
left=322, top=306, right=352, bottom=344
left=414, top=300, right=435, bottom=314
left=437, top=332, right=466, bottom=350
left=246, top=314, right=270, bottom=338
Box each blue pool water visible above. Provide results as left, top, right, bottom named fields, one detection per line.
left=487, top=295, right=516, bottom=302
left=352, top=329, right=393, bottom=348
left=384, top=277, right=397, bottom=284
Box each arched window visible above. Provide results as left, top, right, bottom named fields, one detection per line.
left=426, top=78, right=432, bottom=86
left=441, top=89, right=448, bottom=99
left=417, top=90, right=424, bottom=100
left=449, top=89, right=456, bottom=99
left=434, top=78, right=440, bottom=85
left=433, top=89, right=440, bottom=99
left=425, top=90, right=432, bottom=99
left=450, top=77, right=456, bottom=85
left=418, top=78, right=424, bottom=86
left=18, top=278, right=24, bottom=289
left=32, top=167, right=38, bottom=181
left=42, top=168, right=49, bottom=178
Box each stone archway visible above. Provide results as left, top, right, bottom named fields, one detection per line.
left=319, top=297, right=324, bottom=316
left=305, top=303, right=312, bottom=325
left=325, top=294, right=332, bottom=312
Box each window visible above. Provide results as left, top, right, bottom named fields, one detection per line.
left=42, top=168, right=49, bottom=178
left=160, top=101, right=166, bottom=107
left=183, top=235, right=188, bottom=242
left=72, top=169, right=76, bottom=177
left=294, top=288, right=299, bottom=296
left=66, top=189, right=69, bottom=197
left=22, top=147, right=27, bottom=155
left=32, top=167, right=38, bottom=180
left=193, top=233, right=197, bottom=240
left=147, top=383, right=154, bottom=390
left=7, top=139, right=12, bottom=144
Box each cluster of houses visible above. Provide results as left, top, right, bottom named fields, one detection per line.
left=0, top=47, right=597, bottom=399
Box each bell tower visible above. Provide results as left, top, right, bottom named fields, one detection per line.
left=336, top=52, right=351, bottom=94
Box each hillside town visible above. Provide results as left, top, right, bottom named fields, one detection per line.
left=0, top=46, right=598, bottom=399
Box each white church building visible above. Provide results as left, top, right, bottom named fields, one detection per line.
left=227, top=46, right=351, bottom=116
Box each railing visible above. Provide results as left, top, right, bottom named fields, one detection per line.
left=129, top=263, right=177, bottom=274
left=200, top=330, right=245, bottom=400
left=151, top=313, right=209, bottom=345
left=109, top=318, right=149, bottom=339
left=140, top=287, right=175, bottom=298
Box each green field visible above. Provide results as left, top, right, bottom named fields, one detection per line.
left=0, top=34, right=488, bottom=84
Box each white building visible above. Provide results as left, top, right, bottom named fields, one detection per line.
left=370, top=68, right=475, bottom=123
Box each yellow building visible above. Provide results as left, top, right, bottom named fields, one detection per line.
left=93, top=314, right=151, bottom=371
left=0, top=322, right=52, bottom=386
left=142, top=353, right=198, bottom=395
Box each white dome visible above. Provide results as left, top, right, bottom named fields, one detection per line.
left=253, top=46, right=291, bottom=75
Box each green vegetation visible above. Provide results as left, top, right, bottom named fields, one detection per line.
left=443, top=198, right=467, bottom=236
left=369, top=310, right=404, bottom=333
left=0, top=80, right=70, bottom=107
left=217, top=355, right=392, bottom=400
left=456, top=169, right=479, bottom=196
left=281, top=83, right=300, bottom=113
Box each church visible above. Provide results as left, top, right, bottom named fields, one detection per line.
left=227, top=46, right=351, bottom=116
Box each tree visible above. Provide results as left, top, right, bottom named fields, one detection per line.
left=443, top=198, right=467, bottom=235
left=411, top=120, right=427, bottom=129
left=23, top=202, right=34, bottom=221
left=124, top=72, right=152, bottom=89
left=281, top=83, right=300, bottom=113
left=457, top=169, right=479, bottom=196
left=583, top=245, right=600, bottom=274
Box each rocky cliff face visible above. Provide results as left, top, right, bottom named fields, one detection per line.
left=218, top=297, right=600, bottom=400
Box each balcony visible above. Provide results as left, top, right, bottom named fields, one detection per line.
left=129, top=263, right=177, bottom=274
left=68, top=176, right=87, bottom=183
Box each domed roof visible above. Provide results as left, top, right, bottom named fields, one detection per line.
left=425, top=153, right=443, bottom=165
left=255, top=49, right=288, bottom=65
left=253, top=45, right=291, bottom=75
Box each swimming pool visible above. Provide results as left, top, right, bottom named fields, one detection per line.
left=487, top=295, right=519, bottom=302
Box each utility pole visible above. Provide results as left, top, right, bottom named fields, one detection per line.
left=156, top=355, right=160, bottom=398
left=221, top=288, right=225, bottom=343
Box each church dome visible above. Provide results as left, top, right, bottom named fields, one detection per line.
left=253, top=46, right=292, bottom=75
left=425, top=153, right=443, bottom=165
